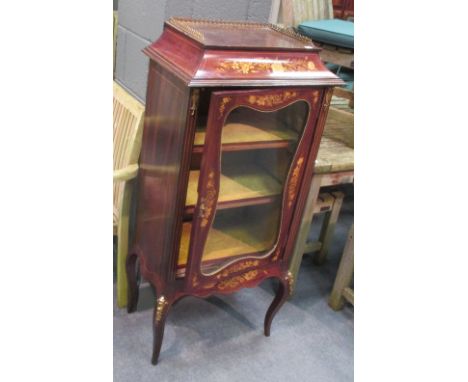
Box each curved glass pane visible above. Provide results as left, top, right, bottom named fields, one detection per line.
left=200, top=100, right=309, bottom=275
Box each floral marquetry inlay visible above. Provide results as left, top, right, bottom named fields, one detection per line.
left=199, top=171, right=217, bottom=228
left=272, top=248, right=281, bottom=262
left=217, top=270, right=259, bottom=290
left=217, top=260, right=260, bottom=279
left=216, top=58, right=316, bottom=75
left=288, top=156, right=304, bottom=208
left=247, top=91, right=297, bottom=107
left=219, top=97, right=231, bottom=116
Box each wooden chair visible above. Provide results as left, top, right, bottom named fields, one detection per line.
left=113, top=82, right=145, bottom=308
left=329, top=223, right=354, bottom=309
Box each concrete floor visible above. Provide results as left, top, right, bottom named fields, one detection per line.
left=113, top=191, right=353, bottom=382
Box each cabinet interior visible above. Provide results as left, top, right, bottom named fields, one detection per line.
left=177, top=88, right=309, bottom=276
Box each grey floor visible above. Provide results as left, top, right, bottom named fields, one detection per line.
left=114, top=190, right=353, bottom=382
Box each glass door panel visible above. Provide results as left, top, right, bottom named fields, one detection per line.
left=200, top=100, right=309, bottom=275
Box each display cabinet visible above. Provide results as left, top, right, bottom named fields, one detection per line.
left=126, top=18, right=342, bottom=364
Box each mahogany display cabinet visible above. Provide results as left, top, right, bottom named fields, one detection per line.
left=126, top=18, right=343, bottom=365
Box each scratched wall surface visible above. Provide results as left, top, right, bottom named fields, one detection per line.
left=114, top=0, right=273, bottom=102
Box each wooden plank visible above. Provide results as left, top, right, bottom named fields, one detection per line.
left=331, top=96, right=354, bottom=113
left=113, top=82, right=145, bottom=120
left=333, top=86, right=354, bottom=102
left=116, top=181, right=133, bottom=308
left=329, top=224, right=354, bottom=310
left=319, top=171, right=354, bottom=187
left=315, top=105, right=354, bottom=173
left=343, top=287, right=354, bottom=305
left=315, top=138, right=354, bottom=173
left=313, top=192, right=335, bottom=213
left=304, top=241, right=322, bottom=254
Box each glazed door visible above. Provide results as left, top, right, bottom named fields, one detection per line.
left=180, top=88, right=324, bottom=286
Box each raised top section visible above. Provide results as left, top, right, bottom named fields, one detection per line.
left=166, top=18, right=319, bottom=51
left=144, top=18, right=343, bottom=87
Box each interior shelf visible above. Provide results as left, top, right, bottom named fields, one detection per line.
left=185, top=164, right=283, bottom=213
left=177, top=212, right=277, bottom=276
left=193, top=116, right=298, bottom=152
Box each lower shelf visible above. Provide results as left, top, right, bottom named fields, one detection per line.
left=177, top=209, right=278, bottom=277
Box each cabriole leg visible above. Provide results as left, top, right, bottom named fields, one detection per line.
left=152, top=295, right=171, bottom=365
left=264, top=274, right=292, bottom=337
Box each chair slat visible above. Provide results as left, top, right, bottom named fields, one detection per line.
left=113, top=82, right=145, bottom=224
left=113, top=81, right=145, bottom=309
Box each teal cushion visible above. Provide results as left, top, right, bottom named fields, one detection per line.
left=298, top=19, right=354, bottom=49
left=325, top=63, right=354, bottom=89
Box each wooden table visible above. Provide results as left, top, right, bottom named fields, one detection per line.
left=288, top=102, right=354, bottom=291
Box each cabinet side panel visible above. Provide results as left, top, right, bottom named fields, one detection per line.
left=135, top=62, right=190, bottom=281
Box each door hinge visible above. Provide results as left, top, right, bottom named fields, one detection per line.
left=190, top=89, right=200, bottom=116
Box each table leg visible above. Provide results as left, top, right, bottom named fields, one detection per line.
left=314, top=191, right=345, bottom=265
left=329, top=224, right=354, bottom=310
